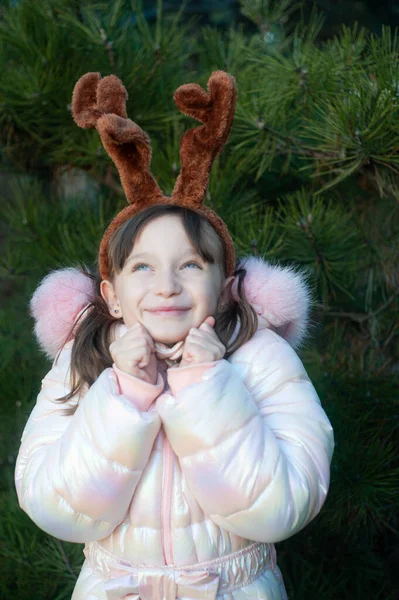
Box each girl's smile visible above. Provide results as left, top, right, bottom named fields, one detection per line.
left=147, top=308, right=191, bottom=316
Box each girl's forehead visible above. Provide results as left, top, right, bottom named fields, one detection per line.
left=131, top=215, right=196, bottom=252
left=140, top=213, right=186, bottom=231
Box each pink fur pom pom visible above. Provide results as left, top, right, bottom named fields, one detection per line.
left=30, top=268, right=96, bottom=359
left=233, top=256, right=314, bottom=349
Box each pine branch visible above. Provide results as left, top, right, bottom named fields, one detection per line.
left=315, top=294, right=397, bottom=323
left=55, top=539, right=78, bottom=580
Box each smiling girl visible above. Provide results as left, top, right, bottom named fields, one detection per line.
left=103, top=209, right=235, bottom=381
left=15, top=71, right=334, bottom=600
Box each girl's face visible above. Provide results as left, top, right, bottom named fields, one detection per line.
left=101, top=214, right=234, bottom=345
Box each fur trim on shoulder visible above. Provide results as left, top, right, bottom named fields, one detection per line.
left=30, top=256, right=314, bottom=359
left=29, top=268, right=95, bottom=360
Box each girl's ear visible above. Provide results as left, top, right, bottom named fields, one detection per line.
left=100, top=280, right=123, bottom=319
left=219, top=276, right=235, bottom=306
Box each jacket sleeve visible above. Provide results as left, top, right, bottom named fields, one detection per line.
left=14, top=341, right=163, bottom=543
left=156, top=330, right=334, bottom=544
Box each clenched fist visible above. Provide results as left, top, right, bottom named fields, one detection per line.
left=180, top=316, right=226, bottom=368
left=109, top=322, right=158, bottom=384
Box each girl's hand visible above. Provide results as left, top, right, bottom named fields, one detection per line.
left=180, top=316, right=226, bottom=368
left=109, top=323, right=158, bottom=385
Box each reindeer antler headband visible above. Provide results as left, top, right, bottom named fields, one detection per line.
left=71, top=71, right=237, bottom=280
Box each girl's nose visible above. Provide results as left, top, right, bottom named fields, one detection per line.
left=154, top=271, right=182, bottom=296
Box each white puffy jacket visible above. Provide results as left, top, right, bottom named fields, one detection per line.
left=15, top=257, right=334, bottom=599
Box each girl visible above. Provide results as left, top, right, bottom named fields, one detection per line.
left=15, top=71, right=334, bottom=600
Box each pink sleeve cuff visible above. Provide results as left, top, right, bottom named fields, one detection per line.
left=112, top=364, right=165, bottom=412
left=167, top=361, right=218, bottom=396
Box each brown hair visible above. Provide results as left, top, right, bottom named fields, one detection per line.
left=55, top=205, right=258, bottom=415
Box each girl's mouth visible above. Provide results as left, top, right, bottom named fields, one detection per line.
left=149, top=309, right=190, bottom=316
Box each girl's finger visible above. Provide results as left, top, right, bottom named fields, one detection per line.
left=199, top=316, right=215, bottom=329
left=187, top=330, right=223, bottom=350
left=123, top=331, right=155, bottom=353
left=188, top=325, right=216, bottom=338
left=187, top=328, right=219, bottom=346
left=186, top=334, right=225, bottom=357
left=183, top=339, right=216, bottom=359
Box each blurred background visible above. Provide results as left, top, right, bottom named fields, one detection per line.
left=0, top=1, right=398, bottom=598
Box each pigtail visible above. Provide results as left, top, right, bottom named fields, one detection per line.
left=216, top=263, right=258, bottom=360
left=54, top=272, right=118, bottom=416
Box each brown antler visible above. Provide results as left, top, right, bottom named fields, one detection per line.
left=71, top=72, right=164, bottom=209
left=171, top=70, right=237, bottom=207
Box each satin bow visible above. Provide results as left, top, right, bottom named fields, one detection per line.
left=154, top=340, right=184, bottom=367
left=103, top=567, right=220, bottom=600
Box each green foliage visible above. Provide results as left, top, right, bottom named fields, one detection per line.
left=276, top=189, right=366, bottom=302
left=0, top=0, right=194, bottom=173
left=1, top=1, right=398, bottom=599
left=0, top=487, right=82, bottom=599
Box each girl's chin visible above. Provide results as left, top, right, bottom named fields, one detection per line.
left=152, top=333, right=188, bottom=345
left=144, top=323, right=190, bottom=343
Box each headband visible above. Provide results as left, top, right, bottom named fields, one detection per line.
left=71, top=70, right=237, bottom=280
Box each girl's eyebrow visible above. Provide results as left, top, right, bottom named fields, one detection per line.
left=125, top=250, right=201, bottom=265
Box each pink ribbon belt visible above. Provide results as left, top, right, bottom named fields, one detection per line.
left=84, top=540, right=277, bottom=599
left=103, top=567, right=220, bottom=600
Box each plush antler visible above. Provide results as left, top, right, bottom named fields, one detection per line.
left=71, top=70, right=238, bottom=279
left=71, top=72, right=164, bottom=209
left=171, top=70, right=237, bottom=207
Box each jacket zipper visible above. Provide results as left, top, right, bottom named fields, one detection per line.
left=161, top=383, right=174, bottom=565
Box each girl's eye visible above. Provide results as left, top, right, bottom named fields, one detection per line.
left=132, top=263, right=150, bottom=272
left=132, top=261, right=202, bottom=272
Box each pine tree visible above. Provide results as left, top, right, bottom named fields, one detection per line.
left=1, top=1, right=398, bottom=598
